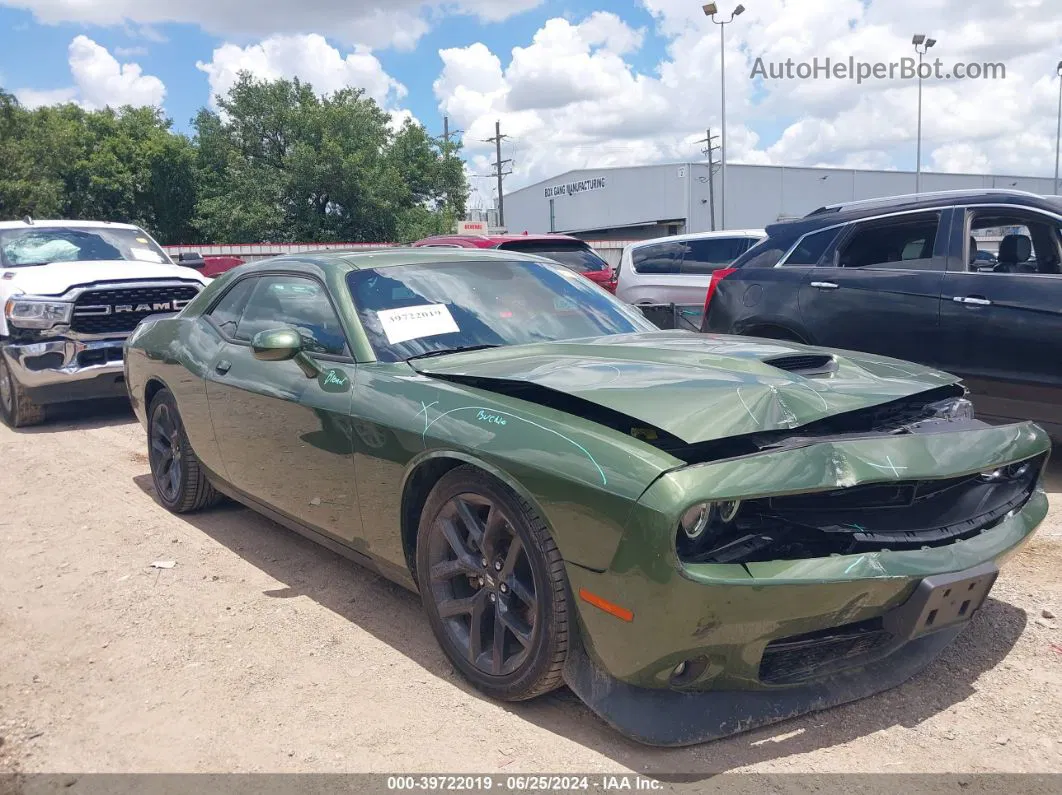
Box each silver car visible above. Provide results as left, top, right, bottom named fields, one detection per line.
left=615, top=230, right=765, bottom=307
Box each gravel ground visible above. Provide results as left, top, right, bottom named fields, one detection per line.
left=1, top=399, right=1060, bottom=780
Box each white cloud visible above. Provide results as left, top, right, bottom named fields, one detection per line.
left=15, top=35, right=165, bottom=110
left=15, top=86, right=77, bottom=108
left=431, top=0, right=1062, bottom=197
left=197, top=34, right=407, bottom=110
left=1, top=0, right=543, bottom=50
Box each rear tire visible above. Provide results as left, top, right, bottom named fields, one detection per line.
left=416, top=466, right=569, bottom=702
left=0, top=353, right=45, bottom=428
left=147, top=388, right=222, bottom=513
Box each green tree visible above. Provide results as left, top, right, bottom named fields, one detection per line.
left=193, top=73, right=468, bottom=243
left=0, top=75, right=469, bottom=245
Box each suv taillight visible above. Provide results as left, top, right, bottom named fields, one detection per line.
left=703, top=267, right=737, bottom=318
left=604, top=269, right=618, bottom=293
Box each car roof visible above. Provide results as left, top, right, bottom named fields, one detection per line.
left=0, top=219, right=143, bottom=231
left=626, top=229, right=766, bottom=249
left=235, top=246, right=558, bottom=275
left=413, top=233, right=589, bottom=247
left=765, top=189, right=1062, bottom=238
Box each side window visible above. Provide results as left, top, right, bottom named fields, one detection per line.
left=967, top=212, right=1062, bottom=275
left=783, top=228, right=840, bottom=266
left=632, top=242, right=683, bottom=274
left=206, top=277, right=257, bottom=338
left=679, top=237, right=753, bottom=274
left=837, top=213, right=942, bottom=270
left=234, top=275, right=350, bottom=357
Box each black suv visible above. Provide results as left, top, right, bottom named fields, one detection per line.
left=701, top=189, right=1062, bottom=440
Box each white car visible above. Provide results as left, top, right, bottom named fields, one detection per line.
left=0, top=218, right=211, bottom=427
left=615, top=229, right=765, bottom=307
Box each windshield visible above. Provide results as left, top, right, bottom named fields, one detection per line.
left=347, top=259, right=655, bottom=362
left=496, top=241, right=609, bottom=273
left=0, top=226, right=171, bottom=267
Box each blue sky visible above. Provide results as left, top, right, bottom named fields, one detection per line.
left=2, top=0, right=1062, bottom=199
left=1, top=1, right=669, bottom=135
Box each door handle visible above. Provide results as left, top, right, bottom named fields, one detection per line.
left=810, top=281, right=840, bottom=290
left=215, top=359, right=232, bottom=375
left=953, top=296, right=993, bottom=306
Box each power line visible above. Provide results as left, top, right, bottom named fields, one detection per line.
left=483, top=120, right=512, bottom=228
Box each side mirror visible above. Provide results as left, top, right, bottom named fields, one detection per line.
left=251, top=328, right=322, bottom=378
left=177, top=252, right=206, bottom=269
left=252, top=328, right=302, bottom=361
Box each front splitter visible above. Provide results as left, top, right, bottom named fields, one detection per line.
left=562, top=624, right=964, bottom=747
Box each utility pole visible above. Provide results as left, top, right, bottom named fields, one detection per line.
left=441, top=116, right=463, bottom=152
left=694, top=129, right=721, bottom=231
left=484, top=120, right=512, bottom=229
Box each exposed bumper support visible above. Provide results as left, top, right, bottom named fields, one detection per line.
left=1, top=338, right=128, bottom=404
left=563, top=622, right=963, bottom=747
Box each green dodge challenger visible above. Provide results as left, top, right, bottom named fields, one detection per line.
left=124, top=248, right=1051, bottom=746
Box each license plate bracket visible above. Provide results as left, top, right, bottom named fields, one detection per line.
left=883, top=562, right=998, bottom=641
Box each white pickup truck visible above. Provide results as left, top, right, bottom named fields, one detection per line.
left=0, top=218, right=211, bottom=427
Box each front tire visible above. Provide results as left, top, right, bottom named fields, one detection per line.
left=416, top=466, right=569, bottom=702
left=0, top=353, right=45, bottom=428
left=147, top=388, right=222, bottom=513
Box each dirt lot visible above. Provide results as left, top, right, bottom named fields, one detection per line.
left=1, top=399, right=1061, bottom=780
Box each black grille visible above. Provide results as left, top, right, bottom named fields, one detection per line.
left=71, top=284, right=200, bottom=335
left=759, top=620, right=894, bottom=685
left=763, top=354, right=836, bottom=375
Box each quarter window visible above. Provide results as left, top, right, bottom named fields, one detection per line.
left=207, top=277, right=257, bottom=338
left=231, top=275, right=350, bottom=357
left=783, top=228, right=839, bottom=266
left=631, top=241, right=684, bottom=274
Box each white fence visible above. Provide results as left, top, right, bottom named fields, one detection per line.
left=163, top=241, right=635, bottom=268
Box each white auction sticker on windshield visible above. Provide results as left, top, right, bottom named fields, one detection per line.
left=130, top=246, right=164, bottom=263
left=377, top=304, right=460, bottom=345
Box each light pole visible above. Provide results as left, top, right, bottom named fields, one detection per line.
left=1054, top=60, right=1062, bottom=195
left=703, top=3, right=745, bottom=230
left=912, top=34, right=936, bottom=193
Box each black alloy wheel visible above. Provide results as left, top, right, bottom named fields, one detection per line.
left=149, top=400, right=183, bottom=504
left=147, top=388, right=222, bottom=513
left=416, top=467, right=569, bottom=701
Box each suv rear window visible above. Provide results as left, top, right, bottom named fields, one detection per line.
left=496, top=240, right=608, bottom=273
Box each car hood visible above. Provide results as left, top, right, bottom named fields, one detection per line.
left=4, top=260, right=209, bottom=295
left=411, top=330, right=962, bottom=445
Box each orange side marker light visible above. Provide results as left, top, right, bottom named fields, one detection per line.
left=579, top=588, right=634, bottom=622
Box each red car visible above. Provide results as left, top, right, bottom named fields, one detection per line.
left=412, top=233, right=616, bottom=292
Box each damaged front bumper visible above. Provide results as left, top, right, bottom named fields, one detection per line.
left=1, top=337, right=128, bottom=404
left=562, top=421, right=1050, bottom=746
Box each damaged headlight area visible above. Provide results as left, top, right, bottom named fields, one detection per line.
left=4, top=295, right=74, bottom=329
left=677, top=453, right=1046, bottom=565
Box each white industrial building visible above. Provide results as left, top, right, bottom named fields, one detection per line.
left=502, top=163, right=1060, bottom=240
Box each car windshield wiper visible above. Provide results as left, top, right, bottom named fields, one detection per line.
left=406, top=344, right=501, bottom=362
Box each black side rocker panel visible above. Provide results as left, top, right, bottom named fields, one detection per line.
left=562, top=623, right=964, bottom=747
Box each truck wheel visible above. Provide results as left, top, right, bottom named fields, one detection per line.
left=416, top=466, right=569, bottom=702
left=147, top=388, right=222, bottom=513
left=0, top=355, right=46, bottom=428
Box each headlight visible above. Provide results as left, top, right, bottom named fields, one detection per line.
left=680, top=503, right=715, bottom=540
left=4, top=297, right=74, bottom=328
